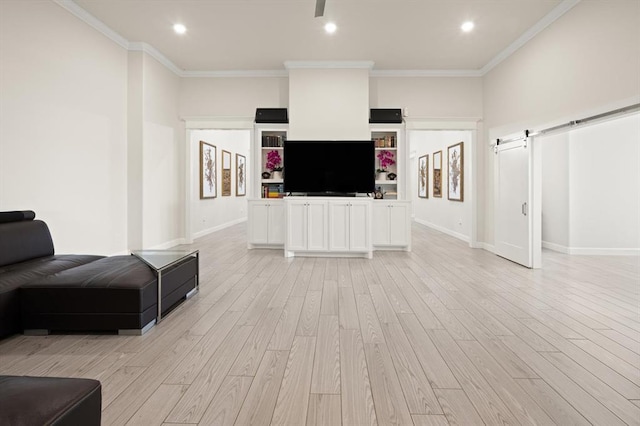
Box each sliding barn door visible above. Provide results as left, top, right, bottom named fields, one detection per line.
left=494, top=137, right=540, bottom=268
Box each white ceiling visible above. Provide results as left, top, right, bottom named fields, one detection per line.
left=70, top=0, right=571, bottom=73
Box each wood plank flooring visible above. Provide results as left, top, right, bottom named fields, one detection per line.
left=1, top=222, right=639, bottom=425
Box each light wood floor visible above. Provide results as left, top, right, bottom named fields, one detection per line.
left=1, top=223, right=639, bottom=426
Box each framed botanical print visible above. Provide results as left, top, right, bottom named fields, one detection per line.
left=221, top=150, right=232, bottom=196
left=447, top=142, right=463, bottom=201
left=418, top=154, right=428, bottom=198
left=236, top=153, right=246, bottom=196
left=199, top=141, right=216, bottom=199
left=433, top=150, right=442, bottom=198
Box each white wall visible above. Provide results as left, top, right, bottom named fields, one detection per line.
left=180, top=77, right=288, bottom=117
left=190, top=129, right=251, bottom=237
left=371, top=77, right=483, bottom=119
left=482, top=0, right=640, bottom=245
left=569, top=114, right=640, bottom=253
left=409, top=131, right=472, bottom=241
left=288, top=68, right=370, bottom=140
left=540, top=132, right=570, bottom=249
left=541, top=114, right=640, bottom=254
left=0, top=0, right=128, bottom=255
left=141, top=54, right=183, bottom=249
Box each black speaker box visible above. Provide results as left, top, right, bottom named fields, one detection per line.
left=369, top=108, right=403, bottom=124
left=255, top=108, right=289, bottom=124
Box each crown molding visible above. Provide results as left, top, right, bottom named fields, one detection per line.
left=56, top=0, right=581, bottom=79
left=182, top=70, right=288, bottom=78
left=284, top=60, right=375, bottom=70
left=480, top=0, right=581, bottom=75
left=129, top=42, right=183, bottom=75
left=371, top=69, right=483, bottom=78
left=53, top=0, right=129, bottom=49
left=53, top=0, right=184, bottom=76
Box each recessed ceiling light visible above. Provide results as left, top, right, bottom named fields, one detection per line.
left=461, top=21, right=474, bottom=32
left=173, top=23, right=187, bottom=34
left=324, top=22, right=337, bottom=34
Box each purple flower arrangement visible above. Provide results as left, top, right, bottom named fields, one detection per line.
left=266, top=150, right=283, bottom=171
left=376, top=150, right=395, bottom=172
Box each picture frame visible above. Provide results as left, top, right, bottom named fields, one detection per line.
left=221, top=150, right=232, bottom=197
left=236, top=153, right=246, bottom=196
left=418, top=154, right=428, bottom=198
left=199, top=141, right=216, bottom=199
left=433, top=150, right=442, bottom=198
left=447, top=142, right=464, bottom=202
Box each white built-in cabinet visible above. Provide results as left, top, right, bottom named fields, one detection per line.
left=254, top=125, right=287, bottom=199
left=372, top=200, right=411, bottom=249
left=328, top=200, right=371, bottom=253
left=371, top=125, right=405, bottom=200
left=285, top=198, right=372, bottom=258
left=248, top=123, right=410, bottom=257
left=285, top=198, right=329, bottom=253
left=247, top=199, right=285, bottom=248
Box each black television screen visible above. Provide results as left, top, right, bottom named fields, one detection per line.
left=284, top=140, right=375, bottom=195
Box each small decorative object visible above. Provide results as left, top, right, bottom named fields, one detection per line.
left=376, top=149, right=395, bottom=180
left=262, top=171, right=271, bottom=179
left=222, top=150, right=232, bottom=196
left=199, top=141, right=216, bottom=199
left=374, top=187, right=384, bottom=199
left=236, top=153, right=246, bottom=196
left=387, top=172, right=397, bottom=181
left=433, top=150, right=442, bottom=198
left=266, top=150, right=283, bottom=180
left=448, top=142, right=464, bottom=201
left=418, top=154, right=428, bottom=198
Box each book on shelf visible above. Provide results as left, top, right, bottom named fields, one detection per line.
left=262, top=135, right=286, bottom=148
left=262, top=183, right=284, bottom=198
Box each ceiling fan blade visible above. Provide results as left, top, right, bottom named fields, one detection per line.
left=315, top=0, right=326, bottom=17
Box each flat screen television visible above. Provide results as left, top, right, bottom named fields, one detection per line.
left=284, top=140, right=375, bottom=195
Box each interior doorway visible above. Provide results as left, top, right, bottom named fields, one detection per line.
left=492, top=110, right=639, bottom=268
left=183, top=119, right=254, bottom=243
left=408, top=129, right=477, bottom=247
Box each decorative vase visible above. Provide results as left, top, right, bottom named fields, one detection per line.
left=376, top=172, right=387, bottom=181
left=272, top=171, right=283, bottom=180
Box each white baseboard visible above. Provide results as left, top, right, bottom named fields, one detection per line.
left=569, top=247, right=639, bottom=256
left=479, top=243, right=496, bottom=254
left=149, top=238, right=187, bottom=250
left=193, top=217, right=247, bottom=240
left=413, top=218, right=470, bottom=243
left=543, top=241, right=639, bottom=255
left=542, top=241, right=570, bottom=254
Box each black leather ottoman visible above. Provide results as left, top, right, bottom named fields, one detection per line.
left=0, top=375, right=101, bottom=426
left=20, top=255, right=198, bottom=335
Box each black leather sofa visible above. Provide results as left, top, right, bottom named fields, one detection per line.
left=0, top=211, right=198, bottom=338
left=0, top=212, right=103, bottom=338
left=0, top=375, right=101, bottom=425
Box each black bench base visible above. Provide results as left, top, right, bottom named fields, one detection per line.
left=20, top=255, right=198, bottom=335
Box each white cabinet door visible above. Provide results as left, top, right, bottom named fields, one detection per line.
left=389, top=203, right=410, bottom=246
left=349, top=201, right=371, bottom=251
left=372, top=202, right=391, bottom=245
left=287, top=201, right=308, bottom=251
left=267, top=201, right=285, bottom=244
left=329, top=202, right=350, bottom=251
left=307, top=201, right=328, bottom=251
left=248, top=202, right=269, bottom=244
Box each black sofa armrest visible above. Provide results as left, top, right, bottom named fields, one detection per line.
left=0, top=220, right=54, bottom=267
